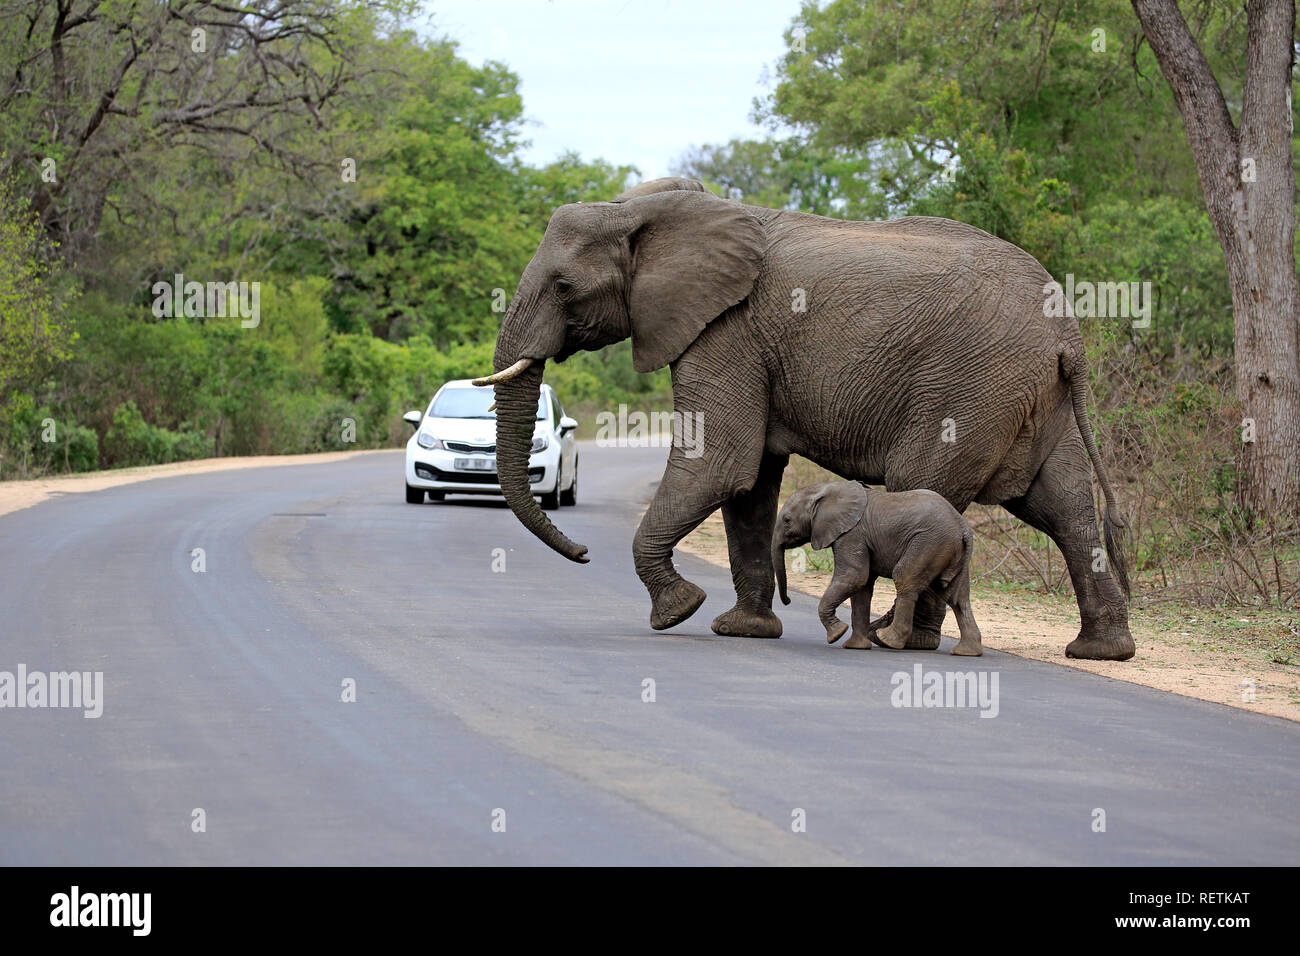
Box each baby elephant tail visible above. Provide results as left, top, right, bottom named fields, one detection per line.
left=937, top=526, right=974, bottom=605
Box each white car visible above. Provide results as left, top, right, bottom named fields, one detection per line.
left=403, top=379, right=579, bottom=509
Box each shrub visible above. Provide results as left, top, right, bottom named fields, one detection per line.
left=103, top=400, right=210, bottom=467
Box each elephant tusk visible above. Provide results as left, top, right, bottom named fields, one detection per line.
left=472, top=358, right=533, bottom=387
left=487, top=401, right=496, bottom=412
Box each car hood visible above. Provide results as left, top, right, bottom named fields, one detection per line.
left=420, top=417, right=543, bottom=442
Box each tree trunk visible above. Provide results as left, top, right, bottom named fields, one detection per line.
left=1131, top=0, right=1300, bottom=516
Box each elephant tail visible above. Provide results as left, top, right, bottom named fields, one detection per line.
left=1063, top=350, right=1131, bottom=599
left=941, top=528, right=972, bottom=600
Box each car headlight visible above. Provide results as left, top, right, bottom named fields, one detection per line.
left=530, top=435, right=549, bottom=453
left=417, top=433, right=442, bottom=450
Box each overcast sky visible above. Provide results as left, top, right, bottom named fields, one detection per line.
left=427, top=0, right=804, bottom=179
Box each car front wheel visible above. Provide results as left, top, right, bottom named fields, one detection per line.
left=539, top=471, right=560, bottom=510
left=405, top=484, right=424, bottom=504
left=560, top=457, right=577, bottom=506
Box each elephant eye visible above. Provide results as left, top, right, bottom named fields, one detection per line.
left=554, top=278, right=574, bottom=297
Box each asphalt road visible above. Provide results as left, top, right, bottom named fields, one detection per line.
left=2, top=442, right=1297, bottom=865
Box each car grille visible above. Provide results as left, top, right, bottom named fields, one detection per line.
left=444, top=441, right=495, bottom=454
left=415, top=464, right=544, bottom=484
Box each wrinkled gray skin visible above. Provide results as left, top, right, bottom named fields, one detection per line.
left=773, top=482, right=983, bottom=656
left=481, top=177, right=1134, bottom=661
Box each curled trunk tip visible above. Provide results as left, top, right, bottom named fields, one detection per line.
left=493, top=362, right=589, bottom=564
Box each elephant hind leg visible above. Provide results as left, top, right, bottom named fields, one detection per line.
left=875, top=543, right=952, bottom=649
left=864, top=597, right=944, bottom=649
left=946, top=566, right=984, bottom=657
left=1001, top=431, right=1134, bottom=660
left=712, top=451, right=788, bottom=639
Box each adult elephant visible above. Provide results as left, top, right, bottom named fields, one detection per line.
left=475, top=177, right=1134, bottom=660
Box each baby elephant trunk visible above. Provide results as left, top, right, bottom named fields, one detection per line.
left=773, top=536, right=791, bottom=606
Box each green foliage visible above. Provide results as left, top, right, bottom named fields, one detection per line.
left=759, top=0, right=1229, bottom=208
left=517, top=152, right=639, bottom=216
left=0, top=7, right=673, bottom=479
left=321, top=37, right=533, bottom=342
left=0, top=172, right=76, bottom=447
left=675, top=136, right=896, bottom=219
left=0, top=405, right=98, bottom=476
left=104, top=401, right=210, bottom=468
left=1072, top=196, right=1232, bottom=355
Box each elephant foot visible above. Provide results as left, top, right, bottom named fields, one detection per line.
left=1065, top=624, right=1135, bottom=661
left=876, top=623, right=910, bottom=649
left=843, top=630, right=872, bottom=649
left=824, top=618, right=848, bottom=644
left=951, top=637, right=984, bottom=657
left=649, top=579, right=707, bottom=631
left=865, top=608, right=942, bottom=649
left=903, top=627, right=942, bottom=650
left=711, top=604, right=782, bottom=638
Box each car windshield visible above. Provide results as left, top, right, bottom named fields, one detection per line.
left=429, top=388, right=546, bottom=420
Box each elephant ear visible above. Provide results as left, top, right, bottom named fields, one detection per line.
left=810, top=483, right=868, bottom=551
left=622, top=190, right=766, bottom=373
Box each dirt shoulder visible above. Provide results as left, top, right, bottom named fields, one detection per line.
left=679, top=510, right=1300, bottom=723
left=0, top=449, right=394, bottom=519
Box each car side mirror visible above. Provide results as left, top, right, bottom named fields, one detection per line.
left=558, top=415, right=578, bottom=436
left=403, top=410, right=423, bottom=429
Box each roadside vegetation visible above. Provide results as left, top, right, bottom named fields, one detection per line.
left=0, top=1, right=668, bottom=480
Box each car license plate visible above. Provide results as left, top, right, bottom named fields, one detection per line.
left=455, top=457, right=495, bottom=471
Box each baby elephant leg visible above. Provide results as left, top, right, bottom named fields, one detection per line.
left=843, top=577, right=876, bottom=649
left=875, top=591, right=917, bottom=649
left=877, top=543, right=949, bottom=649
left=946, top=561, right=983, bottom=657
left=819, top=565, right=869, bottom=643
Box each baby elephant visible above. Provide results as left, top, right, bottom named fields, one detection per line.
left=772, top=481, right=983, bottom=656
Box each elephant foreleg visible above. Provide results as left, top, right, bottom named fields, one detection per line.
left=634, top=487, right=717, bottom=630
left=635, top=337, right=769, bottom=632
left=818, top=565, right=870, bottom=644
left=712, top=451, right=788, bottom=638
left=634, top=448, right=744, bottom=631
left=842, top=577, right=877, bottom=649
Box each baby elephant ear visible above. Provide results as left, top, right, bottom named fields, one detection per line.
left=621, top=190, right=765, bottom=373
left=810, top=483, right=868, bottom=551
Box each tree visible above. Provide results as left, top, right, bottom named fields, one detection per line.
left=320, top=35, right=531, bottom=342
left=760, top=0, right=1220, bottom=210
left=673, top=136, right=900, bottom=218
left=1130, top=0, right=1299, bottom=516
left=0, top=173, right=74, bottom=441
left=0, top=0, right=408, bottom=261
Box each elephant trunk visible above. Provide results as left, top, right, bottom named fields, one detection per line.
left=490, top=362, right=589, bottom=563
left=773, top=536, right=791, bottom=605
